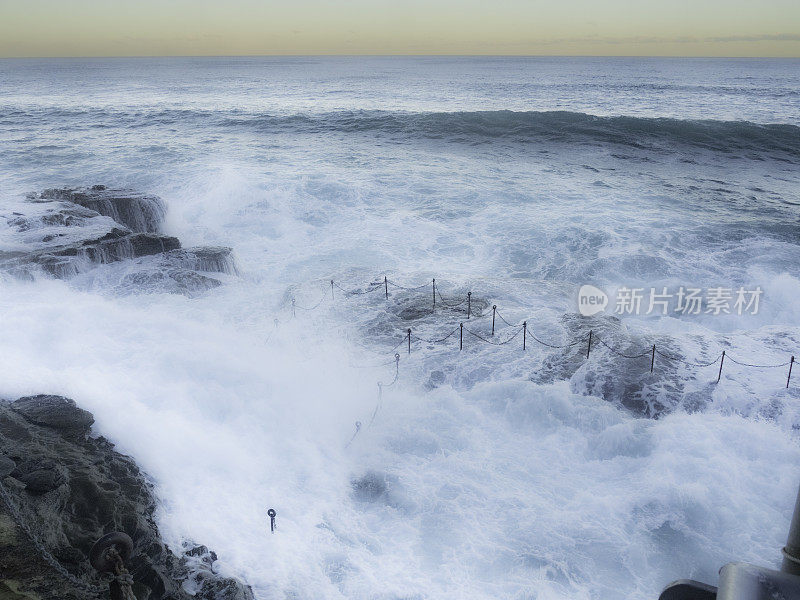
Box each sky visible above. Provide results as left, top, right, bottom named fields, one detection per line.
left=0, top=0, right=799, bottom=58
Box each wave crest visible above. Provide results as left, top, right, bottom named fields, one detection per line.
left=227, top=110, right=800, bottom=157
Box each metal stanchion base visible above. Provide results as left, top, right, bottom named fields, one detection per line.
left=659, top=562, right=800, bottom=600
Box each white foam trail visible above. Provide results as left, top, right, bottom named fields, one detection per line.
left=2, top=57, right=800, bottom=600
left=0, top=274, right=798, bottom=599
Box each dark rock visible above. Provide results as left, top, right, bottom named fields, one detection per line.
left=27, top=254, right=82, bottom=279
left=0, top=455, right=15, bottom=478
left=351, top=471, right=388, bottom=503
left=77, top=232, right=181, bottom=263
left=128, top=233, right=181, bottom=257
left=0, top=581, right=41, bottom=600
left=40, top=188, right=166, bottom=233
left=397, top=305, right=433, bottom=320
left=0, top=398, right=253, bottom=600
left=23, top=229, right=182, bottom=278
left=1, top=187, right=238, bottom=299
left=185, top=544, right=217, bottom=562
left=527, top=313, right=686, bottom=418
left=192, top=575, right=254, bottom=600
left=53, top=546, right=86, bottom=565
left=18, top=468, right=64, bottom=494
left=161, top=247, right=238, bottom=275
left=12, top=395, right=93, bottom=434
left=118, top=269, right=222, bottom=297
left=7, top=205, right=98, bottom=232
left=426, top=370, right=446, bottom=389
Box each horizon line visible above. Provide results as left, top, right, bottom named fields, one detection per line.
left=2, top=53, right=800, bottom=60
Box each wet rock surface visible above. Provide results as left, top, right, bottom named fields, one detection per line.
left=529, top=313, right=692, bottom=418
left=0, top=395, right=253, bottom=600
left=1, top=187, right=236, bottom=296
left=11, top=396, right=94, bottom=434
left=40, top=186, right=166, bottom=234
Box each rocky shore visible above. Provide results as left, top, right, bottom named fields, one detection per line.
left=0, top=394, right=253, bottom=600
left=0, top=186, right=237, bottom=297
left=0, top=187, right=251, bottom=598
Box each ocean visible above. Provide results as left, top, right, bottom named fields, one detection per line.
left=1, top=56, right=799, bottom=599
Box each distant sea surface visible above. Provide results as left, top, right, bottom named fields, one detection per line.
left=1, top=57, right=799, bottom=600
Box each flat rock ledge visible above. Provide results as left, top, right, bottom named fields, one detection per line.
left=0, top=395, right=253, bottom=600
left=1, top=186, right=238, bottom=297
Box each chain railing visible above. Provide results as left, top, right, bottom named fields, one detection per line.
left=270, top=274, right=798, bottom=394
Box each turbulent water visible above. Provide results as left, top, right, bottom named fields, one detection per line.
left=1, top=56, right=800, bottom=599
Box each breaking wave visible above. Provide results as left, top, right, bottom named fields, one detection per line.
left=228, top=110, right=800, bottom=156
left=5, top=107, right=799, bottom=158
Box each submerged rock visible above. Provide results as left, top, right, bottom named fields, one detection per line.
left=71, top=246, right=236, bottom=297
left=528, top=313, right=691, bottom=418
left=8, top=204, right=99, bottom=233
left=118, top=268, right=223, bottom=297
left=0, top=395, right=253, bottom=600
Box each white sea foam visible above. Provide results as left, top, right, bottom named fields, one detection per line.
left=1, top=57, right=799, bottom=599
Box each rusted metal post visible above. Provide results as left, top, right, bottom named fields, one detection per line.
left=385, top=276, right=388, bottom=300
left=432, top=279, right=436, bottom=311
left=788, top=356, right=795, bottom=389
left=331, top=280, right=334, bottom=300
left=717, top=350, right=726, bottom=383
left=523, top=321, right=527, bottom=350
left=407, top=328, right=411, bottom=355
left=460, top=322, right=463, bottom=350
left=650, top=344, right=656, bottom=373
left=492, top=305, right=496, bottom=336
left=587, top=330, right=593, bottom=359
left=467, top=292, right=471, bottom=319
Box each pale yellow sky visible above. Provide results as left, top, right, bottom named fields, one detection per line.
left=1, top=0, right=799, bottom=57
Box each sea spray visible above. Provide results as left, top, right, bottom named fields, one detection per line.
left=1, top=56, right=799, bottom=600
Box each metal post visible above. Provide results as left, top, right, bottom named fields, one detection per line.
left=717, top=350, right=726, bottom=383
left=292, top=298, right=296, bottom=318
left=650, top=344, right=656, bottom=373
left=788, top=356, right=795, bottom=389
left=467, top=292, right=471, bottom=319
left=460, top=322, right=463, bottom=350
left=523, top=321, right=527, bottom=350
left=407, top=329, right=411, bottom=355
left=331, top=280, right=334, bottom=300
left=587, top=330, right=593, bottom=359
left=385, top=276, right=388, bottom=300
left=782, top=483, right=800, bottom=576
left=492, top=305, right=496, bottom=336
left=432, top=279, right=436, bottom=311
